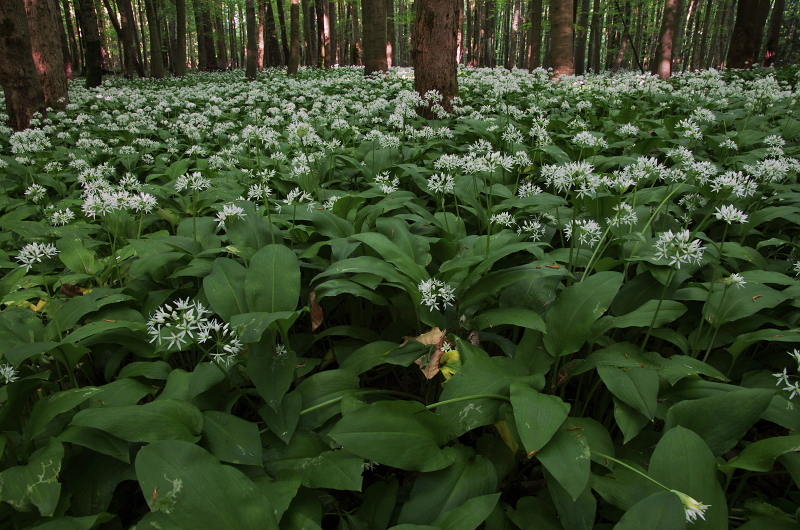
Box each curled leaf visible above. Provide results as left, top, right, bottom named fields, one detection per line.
left=309, top=291, right=324, bottom=332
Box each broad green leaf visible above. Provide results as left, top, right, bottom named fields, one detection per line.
left=312, top=256, right=418, bottom=292
left=536, top=421, right=591, bottom=501
left=703, top=282, right=790, bottom=328
left=136, top=440, right=278, bottom=530
left=0, top=439, right=63, bottom=516
left=339, top=340, right=406, bottom=374
left=665, top=388, right=774, bottom=456
left=203, top=258, right=248, bottom=322
left=354, top=478, right=399, bottom=530
left=649, top=426, right=726, bottom=530
left=598, top=300, right=687, bottom=332
left=26, top=387, right=103, bottom=441
left=329, top=401, right=456, bottom=472
left=58, top=426, right=130, bottom=463
left=259, top=392, right=301, bottom=443
left=247, top=341, right=296, bottom=410
left=728, top=435, right=800, bottom=472
left=231, top=310, right=299, bottom=343
left=590, top=460, right=661, bottom=511
left=376, top=216, right=432, bottom=268
left=245, top=244, right=300, bottom=313
left=474, top=308, right=546, bottom=332
left=398, top=445, right=497, bottom=525
left=64, top=451, right=128, bottom=517
left=510, top=382, right=570, bottom=455
left=27, top=513, right=115, bottom=530
left=545, top=469, right=595, bottom=530
left=57, top=237, right=101, bottom=275
left=431, top=493, right=500, bottom=530
left=613, top=491, right=686, bottom=530
left=53, top=289, right=132, bottom=332
left=544, top=272, right=623, bottom=356
left=202, top=410, right=262, bottom=465
left=118, top=361, right=172, bottom=380
left=295, top=369, right=361, bottom=429
left=613, top=398, right=650, bottom=444
left=597, top=365, right=658, bottom=420
left=71, top=399, right=204, bottom=443
left=291, top=450, right=364, bottom=491
left=506, top=496, right=561, bottom=530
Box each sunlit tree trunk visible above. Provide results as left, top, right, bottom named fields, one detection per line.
left=362, top=0, right=388, bottom=74
left=23, top=0, right=68, bottom=108
left=350, top=0, right=361, bottom=65
left=413, top=0, right=460, bottom=114
left=258, top=0, right=266, bottom=68
left=652, top=0, right=678, bottom=79
left=61, top=0, right=80, bottom=74
left=550, top=0, right=574, bottom=76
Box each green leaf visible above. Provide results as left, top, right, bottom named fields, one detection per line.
left=202, top=410, right=262, bottom=465
left=474, top=308, right=546, bottom=332
left=58, top=426, right=130, bottom=463
left=398, top=444, right=497, bottom=525
left=544, top=272, right=623, bottom=356
left=27, top=513, right=115, bottom=530
left=665, top=388, right=774, bottom=456
left=649, top=426, right=726, bottom=530
left=329, top=401, right=457, bottom=472
left=259, top=392, right=301, bottom=444
left=354, top=478, right=399, bottom=530
left=432, top=493, right=500, bottom=530
left=230, top=310, right=299, bottom=343
left=295, top=369, right=361, bottom=429
left=613, top=491, right=687, bottom=530
left=204, top=258, right=248, bottom=322
left=376, top=217, right=432, bottom=268
left=312, top=256, right=417, bottom=293
left=703, top=282, right=790, bottom=328
left=71, top=399, right=204, bottom=443
left=507, top=496, right=561, bottom=530
left=54, top=288, right=132, bottom=332
left=64, top=450, right=128, bottom=517
left=57, top=237, right=101, bottom=275
left=510, top=382, right=570, bottom=455
left=600, top=300, right=687, bottom=331
left=135, top=440, right=278, bottom=530
left=248, top=342, right=296, bottom=411
left=728, top=435, right=800, bottom=472
left=118, top=361, right=172, bottom=380
left=0, top=439, right=63, bottom=516
left=245, top=244, right=301, bottom=313
left=597, top=365, right=659, bottom=420
left=291, top=450, right=364, bottom=491
left=545, top=468, right=595, bottom=530
left=26, top=387, right=103, bottom=441
left=536, top=421, right=591, bottom=501
left=339, top=340, right=404, bottom=374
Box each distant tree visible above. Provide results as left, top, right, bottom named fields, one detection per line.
left=550, top=0, right=574, bottom=76
left=652, top=0, right=679, bottom=79
left=412, top=0, right=460, bottom=114
left=288, top=0, right=301, bottom=74
left=362, top=0, right=388, bottom=74
left=245, top=0, right=257, bottom=78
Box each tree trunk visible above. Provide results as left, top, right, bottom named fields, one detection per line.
left=316, top=0, right=330, bottom=67
left=258, top=0, right=266, bottom=68
left=61, top=0, right=80, bottom=74
left=0, top=0, right=47, bottom=130
left=652, top=0, right=678, bottom=79
left=362, top=0, right=388, bottom=74
left=525, top=0, right=542, bottom=69
left=413, top=0, right=460, bottom=115
left=506, top=0, right=521, bottom=68
left=202, top=9, right=218, bottom=68
left=246, top=0, right=257, bottom=77
left=726, top=0, right=761, bottom=68
left=144, top=0, right=165, bottom=76
left=550, top=0, right=574, bottom=76
left=671, top=0, right=688, bottom=72
left=385, top=0, right=395, bottom=67
left=573, top=0, right=589, bottom=74
left=762, top=0, right=784, bottom=66
left=304, top=0, right=317, bottom=65
left=276, top=0, right=289, bottom=64
left=329, top=0, right=338, bottom=64
left=288, top=0, right=300, bottom=73
left=75, top=0, right=104, bottom=86
left=52, top=0, right=75, bottom=81
left=350, top=0, right=361, bottom=65
left=483, top=0, right=494, bottom=67
left=175, top=0, right=187, bottom=74
left=216, top=10, right=228, bottom=68
left=117, top=0, right=144, bottom=76
left=588, top=0, right=601, bottom=71
left=267, top=1, right=283, bottom=65
left=193, top=0, right=207, bottom=68
left=23, top=0, right=68, bottom=108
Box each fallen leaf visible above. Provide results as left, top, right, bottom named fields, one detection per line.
left=404, top=327, right=446, bottom=379
left=310, top=291, right=323, bottom=332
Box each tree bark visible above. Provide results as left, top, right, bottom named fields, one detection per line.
left=61, top=0, right=80, bottom=74
left=202, top=9, right=217, bottom=68
left=762, top=0, right=784, bottom=66
left=23, top=0, right=68, bottom=108
left=726, top=0, right=761, bottom=68
left=246, top=0, right=257, bottom=78
left=75, top=0, right=104, bottom=86
left=652, top=0, right=678, bottom=79
left=350, top=0, right=361, bottom=65
left=525, top=0, right=542, bottom=69
left=276, top=0, right=289, bottom=65
left=288, top=0, right=300, bottom=73
left=362, top=0, right=388, bottom=74
left=329, top=0, right=337, bottom=64
left=144, top=0, right=165, bottom=76
left=0, top=0, right=47, bottom=130
left=588, top=0, right=601, bottom=71
left=117, top=0, right=145, bottom=76
left=550, top=0, right=574, bottom=76
left=385, top=0, right=394, bottom=67
left=573, top=0, right=589, bottom=73
left=412, top=0, right=460, bottom=115
left=267, top=0, right=283, bottom=65
left=258, top=0, right=266, bottom=68
left=175, top=0, right=187, bottom=75
left=215, top=10, right=228, bottom=68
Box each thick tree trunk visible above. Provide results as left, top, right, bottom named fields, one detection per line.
left=525, top=0, right=542, bottom=69
left=483, top=0, right=495, bottom=67
left=588, top=0, right=601, bottom=71
left=329, top=0, right=337, bottom=64
left=23, top=0, right=68, bottom=108
left=316, top=0, right=330, bottom=67
left=550, top=0, right=574, bottom=76
left=267, top=1, right=283, bottom=65
left=246, top=0, right=257, bottom=78
left=175, top=0, right=187, bottom=75
left=304, top=0, right=317, bottom=65
left=215, top=11, right=228, bottom=68
left=726, top=0, right=761, bottom=68
left=506, top=0, right=521, bottom=68
left=412, top=0, right=460, bottom=115
left=0, top=0, right=47, bottom=130
left=671, top=0, right=688, bottom=72
left=75, top=0, right=103, bottom=86
left=144, top=0, right=165, bottom=77
left=652, top=0, right=678, bottom=79
left=362, top=0, right=388, bottom=74
left=762, top=0, right=784, bottom=66
left=202, top=9, right=217, bottom=68
left=288, top=0, right=300, bottom=73
left=193, top=0, right=207, bottom=68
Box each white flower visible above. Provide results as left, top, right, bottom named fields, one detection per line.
left=427, top=174, right=455, bottom=195
left=565, top=219, right=602, bottom=246
left=216, top=203, right=245, bottom=228
left=713, top=205, right=748, bottom=224
left=490, top=212, right=516, bottom=228
left=25, top=184, right=47, bottom=203
left=785, top=380, right=800, bottom=400
left=671, top=490, right=710, bottom=523
left=0, top=364, right=18, bottom=385
left=774, top=367, right=790, bottom=387
left=517, top=182, right=542, bottom=198
left=16, top=242, right=60, bottom=271
left=374, top=172, right=400, bottom=194
left=724, top=273, right=746, bottom=289
left=174, top=172, right=210, bottom=192
left=418, top=279, right=456, bottom=311
left=654, top=230, right=706, bottom=269
left=791, top=349, right=800, bottom=368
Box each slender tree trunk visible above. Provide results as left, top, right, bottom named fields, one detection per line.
left=506, top=0, right=521, bottom=68
left=526, top=0, right=542, bottom=69
left=350, top=0, right=361, bottom=65
left=193, top=0, right=207, bottom=68
left=763, top=0, right=784, bottom=66
left=258, top=0, right=266, bottom=68
left=413, top=0, right=460, bottom=114
left=484, top=0, right=495, bottom=67
left=652, top=0, right=678, bottom=79
left=117, top=0, right=144, bottom=76
left=671, top=0, right=688, bottom=71
left=23, top=0, right=68, bottom=108
left=362, top=0, right=388, bottom=74
left=588, top=0, right=601, bottom=71
left=175, top=0, right=187, bottom=75
left=288, top=0, right=300, bottom=73
left=52, top=0, right=75, bottom=81
left=216, top=10, right=228, bottom=67
left=246, top=0, right=257, bottom=77
left=0, top=0, right=47, bottom=130
left=144, top=0, right=165, bottom=76
left=202, top=9, right=218, bottom=68
left=726, top=0, right=761, bottom=68
left=550, top=0, right=574, bottom=76
left=304, top=0, right=317, bottom=65
left=752, top=0, right=771, bottom=59
left=573, top=0, right=589, bottom=73
left=329, top=0, right=338, bottom=64
left=75, top=0, right=104, bottom=86
left=385, top=0, right=395, bottom=67
left=276, top=0, right=289, bottom=64
left=267, top=1, right=283, bottom=65
left=62, top=0, right=81, bottom=74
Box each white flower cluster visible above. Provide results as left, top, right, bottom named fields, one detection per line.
left=773, top=350, right=800, bottom=399
left=0, top=364, right=18, bottom=385
left=146, top=298, right=243, bottom=366
left=418, top=279, right=456, bottom=312
left=16, top=242, right=60, bottom=271
left=427, top=173, right=455, bottom=195
left=713, top=204, right=748, bottom=224
left=565, top=219, right=602, bottom=246
left=653, top=229, right=706, bottom=268
left=216, top=203, right=246, bottom=228
left=374, top=172, right=400, bottom=194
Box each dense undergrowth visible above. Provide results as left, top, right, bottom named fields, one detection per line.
left=1, top=65, right=800, bottom=529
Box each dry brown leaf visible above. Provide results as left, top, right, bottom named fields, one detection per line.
left=309, top=291, right=324, bottom=332
left=405, top=327, right=447, bottom=379
left=468, top=330, right=480, bottom=346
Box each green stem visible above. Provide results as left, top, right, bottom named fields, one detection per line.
left=590, top=451, right=672, bottom=492
left=639, top=268, right=676, bottom=355
left=426, top=394, right=511, bottom=409
left=299, top=390, right=426, bottom=416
